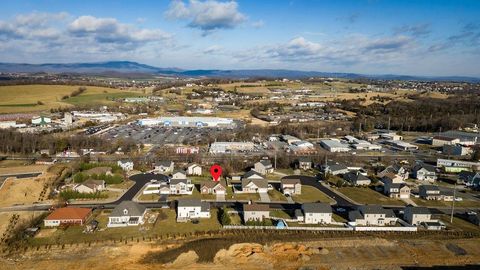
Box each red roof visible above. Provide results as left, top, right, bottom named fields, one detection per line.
left=45, top=207, right=92, bottom=221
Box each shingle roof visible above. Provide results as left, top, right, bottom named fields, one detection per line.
left=359, top=205, right=389, bottom=215
left=110, top=201, right=146, bottom=217
left=45, top=207, right=92, bottom=221
left=243, top=170, right=264, bottom=179
left=302, top=203, right=332, bottom=214
left=170, top=178, right=189, bottom=185
left=177, top=198, right=210, bottom=212
left=242, top=178, right=268, bottom=189
left=243, top=203, right=269, bottom=212
left=406, top=206, right=430, bottom=215
left=281, top=178, right=301, bottom=185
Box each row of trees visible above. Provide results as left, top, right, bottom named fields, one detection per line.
left=343, top=94, right=480, bottom=132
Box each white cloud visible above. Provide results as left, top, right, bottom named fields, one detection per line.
left=203, top=45, right=223, bottom=54
left=251, top=20, right=264, bottom=29
left=165, top=0, right=246, bottom=34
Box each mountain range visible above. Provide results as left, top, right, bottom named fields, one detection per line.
left=0, top=61, right=478, bottom=82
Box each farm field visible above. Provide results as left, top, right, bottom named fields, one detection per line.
left=0, top=85, right=140, bottom=113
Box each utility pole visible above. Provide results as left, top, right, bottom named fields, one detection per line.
left=274, top=151, right=277, bottom=170
left=450, top=183, right=456, bottom=223
left=387, top=117, right=391, bottom=131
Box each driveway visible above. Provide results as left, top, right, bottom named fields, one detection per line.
left=286, top=195, right=294, bottom=203
left=259, top=192, right=271, bottom=202
left=216, top=193, right=226, bottom=202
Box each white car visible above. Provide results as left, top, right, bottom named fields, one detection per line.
left=454, top=197, right=463, bottom=202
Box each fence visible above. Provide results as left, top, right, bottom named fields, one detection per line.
left=223, top=225, right=418, bottom=232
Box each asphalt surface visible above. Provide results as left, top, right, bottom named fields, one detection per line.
left=112, top=173, right=169, bottom=204
left=281, top=175, right=356, bottom=208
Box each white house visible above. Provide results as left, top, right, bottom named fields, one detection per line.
left=241, top=178, right=269, bottom=193
left=243, top=203, right=270, bottom=222
left=253, top=160, right=274, bottom=175
left=177, top=199, right=211, bottom=222
left=170, top=179, right=194, bottom=195
left=171, top=170, right=187, bottom=179
left=153, top=161, right=174, bottom=174
left=187, top=164, right=202, bottom=176
left=403, top=206, right=434, bottom=226
left=108, top=201, right=147, bottom=227
left=348, top=205, right=397, bottom=226
left=302, top=203, right=332, bottom=224
left=281, top=178, right=301, bottom=195
left=412, top=164, right=437, bottom=182
left=117, top=160, right=134, bottom=172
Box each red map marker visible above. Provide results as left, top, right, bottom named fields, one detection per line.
left=210, top=164, right=222, bottom=182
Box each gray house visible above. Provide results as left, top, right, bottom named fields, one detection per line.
left=403, top=206, right=433, bottom=225
left=348, top=205, right=397, bottom=226
left=302, top=203, right=332, bottom=224
left=243, top=203, right=270, bottom=222
left=154, top=161, right=174, bottom=173
left=108, top=201, right=147, bottom=227
left=254, top=160, right=274, bottom=175
left=412, top=164, right=437, bottom=182
left=343, top=171, right=371, bottom=186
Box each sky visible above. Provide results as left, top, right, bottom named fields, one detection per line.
left=0, top=0, right=479, bottom=77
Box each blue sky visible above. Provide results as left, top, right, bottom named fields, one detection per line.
left=0, top=0, right=479, bottom=76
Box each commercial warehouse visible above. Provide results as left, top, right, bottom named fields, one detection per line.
left=137, top=117, right=235, bottom=128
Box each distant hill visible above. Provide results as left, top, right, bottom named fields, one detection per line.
left=0, top=61, right=478, bottom=82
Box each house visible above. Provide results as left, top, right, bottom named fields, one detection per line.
left=412, top=164, right=437, bottom=182
left=383, top=180, right=410, bottom=199
left=44, top=207, right=92, bottom=227
left=348, top=205, right=397, bottom=226
left=302, top=203, right=332, bottom=224
left=459, top=171, right=480, bottom=185
left=83, top=166, right=113, bottom=176
left=253, top=160, right=274, bottom=175
left=241, top=178, right=269, bottom=193
left=177, top=199, right=211, bottom=222
left=171, top=170, right=187, bottom=179
left=294, top=209, right=304, bottom=222
left=281, top=178, right=301, bottom=195
left=187, top=163, right=202, bottom=176
left=381, top=173, right=404, bottom=184
left=404, top=206, right=434, bottom=225
left=108, top=201, right=147, bottom=227
left=153, top=161, right=174, bottom=173
left=378, top=164, right=409, bottom=180
left=443, top=144, right=473, bottom=156
left=343, top=171, right=371, bottom=186
left=243, top=203, right=270, bottom=222
left=73, top=180, right=105, bottom=193
left=117, top=160, right=134, bottom=171
left=419, top=185, right=442, bottom=200
left=242, top=170, right=264, bottom=180
left=297, top=157, right=312, bottom=170
left=320, top=161, right=349, bottom=176
left=431, top=136, right=460, bottom=147
left=170, top=178, right=194, bottom=195
left=200, top=180, right=227, bottom=194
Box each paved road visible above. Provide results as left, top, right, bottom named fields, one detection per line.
left=281, top=175, right=356, bottom=208
left=112, top=173, right=169, bottom=204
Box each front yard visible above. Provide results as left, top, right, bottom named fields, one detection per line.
left=337, top=186, right=406, bottom=206
left=292, top=186, right=335, bottom=204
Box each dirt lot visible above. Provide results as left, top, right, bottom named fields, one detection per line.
left=3, top=237, right=480, bottom=270
left=0, top=211, right=45, bottom=240
left=0, top=165, right=52, bottom=207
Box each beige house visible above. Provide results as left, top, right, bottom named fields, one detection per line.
left=253, top=160, right=274, bottom=175
left=281, top=178, right=301, bottom=195
left=403, top=206, right=434, bottom=225
left=241, top=178, right=269, bottom=193
left=243, top=203, right=270, bottom=222
left=73, top=180, right=105, bottom=193
left=200, top=180, right=227, bottom=194
left=187, top=164, right=202, bottom=176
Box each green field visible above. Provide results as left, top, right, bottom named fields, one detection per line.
left=337, top=187, right=406, bottom=206
left=0, top=84, right=140, bottom=113
left=292, top=186, right=336, bottom=204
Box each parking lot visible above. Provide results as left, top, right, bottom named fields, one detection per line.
left=100, top=123, right=241, bottom=145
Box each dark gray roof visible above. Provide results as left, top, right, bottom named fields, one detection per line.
left=349, top=210, right=363, bottom=221
left=258, top=160, right=272, bottom=167
left=302, top=203, right=332, bottom=214
left=155, top=161, right=173, bottom=167
left=243, top=170, right=264, bottom=179
left=170, top=178, right=189, bottom=185
left=298, top=157, right=311, bottom=163
left=243, top=203, right=269, bottom=212
left=110, top=201, right=146, bottom=217
left=343, top=171, right=370, bottom=182
left=329, top=164, right=348, bottom=172
left=419, top=185, right=440, bottom=192
left=359, top=205, right=389, bottom=215
left=177, top=198, right=209, bottom=211
left=294, top=209, right=304, bottom=217
left=406, top=206, right=430, bottom=215
left=413, top=163, right=436, bottom=172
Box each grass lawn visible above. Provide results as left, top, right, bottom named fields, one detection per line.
left=411, top=198, right=480, bottom=208
left=232, top=191, right=260, bottom=201
left=439, top=215, right=480, bottom=233
left=270, top=210, right=292, bottom=219
left=268, top=189, right=287, bottom=202
left=137, top=193, right=160, bottom=202
left=30, top=209, right=222, bottom=246
left=333, top=213, right=347, bottom=223
left=0, top=85, right=140, bottom=113
left=228, top=212, right=242, bottom=225
left=337, top=187, right=406, bottom=206
left=292, top=186, right=335, bottom=204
